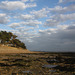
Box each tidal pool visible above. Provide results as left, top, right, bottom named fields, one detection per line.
left=22, top=71, right=31, bottom=73
left=42, top=65, right=58, bottom=68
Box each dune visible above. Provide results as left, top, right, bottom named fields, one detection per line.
left=0, top=45, right=31, bottom=53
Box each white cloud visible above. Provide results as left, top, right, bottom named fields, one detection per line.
left=44, top=19, right=59, bottom=27
left=55, top=13, right=75, bottom=21
left=0, top=13, right=10, bottom=24
left=44, top=13, right=75, bottom=27
left=59, top=0, right=63, bottom=3
left=0, top=29, right=11, bottom=32
left=39, top=28, right=57, bottom=34
left=14, top=14, right=34, bottom=20
left=8, top=23, right=20, bottom=28
left=30, top=0, right=35, bottom=2
left=69, top=0, right=75, bottom=1
left=59, top=0, right=75, bottom=3
left=12, top=29, right=39, bottom=43
left=49, top=4, right=75, bottom=13
left=26, top=3, right=37, bottom=8
left=8, top=20, right=42, bottom=29
left=31, top=8, right=50, bottom=18
left=16, top=27, right=34, bottom=32
left=0, top=1, right=26, bottom=10
left=21, top=0, right=35, bottom=2
left=21, top=20, right=42, bottom=26
left=57, top=25, right=69, bottom=30
left=21, top=0, right=29, bottom=2
left=0, top=1, right=37, bottom=11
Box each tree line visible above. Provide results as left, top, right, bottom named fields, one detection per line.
left=0, top=31, right=26, bottom=49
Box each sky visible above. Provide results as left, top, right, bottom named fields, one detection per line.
left=0, top=0, right=75, bottom=52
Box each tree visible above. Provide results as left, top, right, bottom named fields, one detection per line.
left=11, top=39, right=26, bottom=49
left=0, top=31, right=26, bottom=49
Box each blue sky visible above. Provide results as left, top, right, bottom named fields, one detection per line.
left=0, top=0, right=75, bottom=52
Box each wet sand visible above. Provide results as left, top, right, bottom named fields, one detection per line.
left=0, top=52, right=74, bottom=75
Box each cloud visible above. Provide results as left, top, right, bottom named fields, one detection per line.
left=0, top=29, right=11, bottom=32
left=16, top=8, right=49, bottom=20
left=44, top=13, right=75, bottom=27
left=8, top=20, right=42, bottom=29
left=30, top=8, right=50, bottom=18
left=0, top=1, right=37, bottom=11
left=21, top=20, right=42, bottom=27
left=16, top=27, right=34, bottom=32
left=0, top=1, right=26, bottom=10
left=8, top=23, right=20, bottom=28
left=21, top=0, right=29, bottom=2
left=59, top=0, right=63, bottom=3
left=30, top=0, right=35, bottom=2
left=67, top=25, right=75, bottom=30
left=39, top=28, right=57, bottom=34
left=25, top=24, right=75, bottom=52
left=21, top=0, right=35, bottom=2
left=53, top=13, right=75, bottom=21
left=44, top=19, right=59, bottom=27
left=49, top=4, right=75, bottom=13
left=26, top=3, right=37, bottom=8
left=0, top=13, right=10, bottom=24
left=14, top=14, right=34, bottom=20
left=65, top=0, right=75, bottom=2
left=12, top=29, right=39, bottom=43
left=57, top=25, right=69, bottom=30
left=59, top=0, right=75, bottom=3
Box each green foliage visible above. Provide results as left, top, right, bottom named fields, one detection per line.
left=11, top=39, right=26, bottom=49
left=0, top=31, right=26, bottom=49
